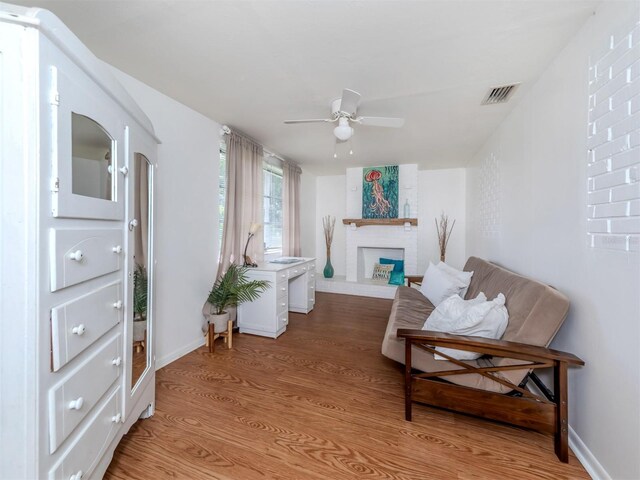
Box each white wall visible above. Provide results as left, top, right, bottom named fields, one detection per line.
left=417, top=169, right=466, bottom=273
left=315, top=175, right=347, bottom=275
left=110, top=67, right=221, bottom=369
left=299, top=171, right=317, bottom=257
left=315, top=168, right=466, bottom=276
left=465, top=3, right=639, bottom=478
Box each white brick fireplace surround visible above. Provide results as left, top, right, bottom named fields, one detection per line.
left=317, top=164, right=419, bottom=298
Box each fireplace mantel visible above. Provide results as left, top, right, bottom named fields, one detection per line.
left=342, top=218, right=418, bottom=228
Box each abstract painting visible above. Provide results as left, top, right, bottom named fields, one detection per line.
left=362, top=165, right=399, bottom=219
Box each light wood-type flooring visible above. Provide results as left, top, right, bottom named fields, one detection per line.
left=105, top=292, right=588, bottom=479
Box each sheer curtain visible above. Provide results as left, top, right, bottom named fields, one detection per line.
left=218, top=130, right=264, bottom=276
left=283, top=161, right=301, bottom=257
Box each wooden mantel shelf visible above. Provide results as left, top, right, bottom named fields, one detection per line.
left=342, top=218, right=418, bottom=227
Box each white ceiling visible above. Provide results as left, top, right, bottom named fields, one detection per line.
left=13, top=0, right=599, bottom=174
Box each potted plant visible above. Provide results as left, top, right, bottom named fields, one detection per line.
left=205, top=263, right=270, bottom=333
left=132, top=264, right=148, bottom=349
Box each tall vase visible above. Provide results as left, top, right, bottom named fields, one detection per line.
left=323, top=247, right=334, bottom=278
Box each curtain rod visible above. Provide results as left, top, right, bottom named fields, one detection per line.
left=221, top=124, right=300, bottom=170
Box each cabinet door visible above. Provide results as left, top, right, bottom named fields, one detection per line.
left=50, top=65, right=126, bottom=220
left=124, top=129, right=157, bottom=419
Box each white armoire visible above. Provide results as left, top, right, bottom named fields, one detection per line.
left=0, top=4, right=159, bottom=479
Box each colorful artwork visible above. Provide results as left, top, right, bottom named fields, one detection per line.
left=362, top=166, right=399, bottom=219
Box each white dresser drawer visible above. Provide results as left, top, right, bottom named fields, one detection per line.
left=49, top=334, right=122, bottom=453
left=51, top=281, right=123, bottom=371
left=276, top=270, right=288, bottom=282
left=50, top=228, right=123, bottom=292
left=49, top=387, right=122, bottom=480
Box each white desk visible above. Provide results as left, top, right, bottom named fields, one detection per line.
left=237, top=258, right=316, bottom=338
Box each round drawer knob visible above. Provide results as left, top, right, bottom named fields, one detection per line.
left=112, top=245, right=123, bottom=254
left=69, top=250, right=84, bottom=261
left=119, top=166, right=129, bottom=175
left=69, top=470, right=83, bottom=480
left=111, top=413, right=122, bottom=423
left=113, top=300, right=123, bottom=310
left=68, top=397, right=84, bottom=410
left=112, top=356, right=122, bottom=367
left=280, top=287, right=286, bottom=292
left=281, top=302, right=286, bottom=307
left=71, top=324, right=86, bottom=336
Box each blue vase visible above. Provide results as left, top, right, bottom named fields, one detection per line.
left=323, top=251, right=334, bottom=278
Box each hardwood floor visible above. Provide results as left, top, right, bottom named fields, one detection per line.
left=105, top=293, right=588, bottom=479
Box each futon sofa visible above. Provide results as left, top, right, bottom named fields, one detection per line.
left=381, top=256, right=584, bottom=462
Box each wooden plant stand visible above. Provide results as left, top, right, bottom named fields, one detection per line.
left=206, top=320, right=233, bottom=353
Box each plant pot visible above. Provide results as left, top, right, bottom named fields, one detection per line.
left=209, top=311, right=230, bottom=334
left=133, top=318, right=147, bottom=342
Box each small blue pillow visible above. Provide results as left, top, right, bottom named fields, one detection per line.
left=380, top=257, right=404, bottom=273
left=388, top=271, right=405, bottom=286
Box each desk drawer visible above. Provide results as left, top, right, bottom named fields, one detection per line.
left=277, top=312, right=288, bottom=330
left=275, top=281, right=288, bottom=298
left=51, top=281, right=123, bottom=371
left=50, top=228, right=123, bottom=292
left=49, top=334, right=122, bottom=453
left=277, top=296, right=288, bottom=315
left=288, top=266, right=304, bottom=278
left=49, top=387, right=121, bottom=480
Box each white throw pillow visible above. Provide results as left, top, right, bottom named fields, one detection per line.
left=436, top=262, right=473, bottom=299
left=420, top=262, right=467, bottom=306
left=423, top=293, right=509, bottom=360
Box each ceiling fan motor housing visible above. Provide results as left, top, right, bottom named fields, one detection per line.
left=331, top=98, right=349, bottom=119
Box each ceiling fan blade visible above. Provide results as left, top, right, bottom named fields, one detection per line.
left=340, top=89, right=361, bottom=116
left=355, top=116, right=405, bottom=128
left=284, top=118, right=333, bottom=124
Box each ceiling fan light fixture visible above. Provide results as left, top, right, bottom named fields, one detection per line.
left=333, top=117, right=354, bottom=141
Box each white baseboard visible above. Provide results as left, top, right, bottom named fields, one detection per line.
left=155, top=336, right=205, bottom=370
left=569, top=426, right=611, bottom=480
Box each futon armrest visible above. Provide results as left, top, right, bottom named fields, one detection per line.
left=397, top=329, right=584, bottom=365
left=405, top=275, right=424, bottom=287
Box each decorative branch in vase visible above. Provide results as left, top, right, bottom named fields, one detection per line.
left=322, top=215, right=336, bottom=278
left=435, top=212, right=456, bottom=263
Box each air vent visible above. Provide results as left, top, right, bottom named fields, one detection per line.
left=481, top=84, right=520, bottom=105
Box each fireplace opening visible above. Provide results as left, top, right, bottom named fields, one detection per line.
left=357, top=247, right=404, bottom=282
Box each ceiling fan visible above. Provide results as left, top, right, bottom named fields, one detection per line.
left=284, top=89, right=405, bottom=141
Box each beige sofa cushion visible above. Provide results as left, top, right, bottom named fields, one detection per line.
left=381, top=257, right=570, bottom=394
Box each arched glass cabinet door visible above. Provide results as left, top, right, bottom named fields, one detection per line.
left=52, top=67, right=125, bottom=220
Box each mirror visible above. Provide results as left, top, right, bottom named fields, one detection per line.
left=131, top=153, right=151, bottom=389
left=71, top=113, right=114, bottom=200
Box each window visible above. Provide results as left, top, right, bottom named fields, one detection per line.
left=263, top=161, right=283, bottom=253
left=218, top=141, right=226, bottom=257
